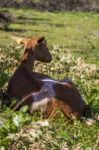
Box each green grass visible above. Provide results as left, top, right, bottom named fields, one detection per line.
left=0, top=8, right=99, bottom=149
left=0, top=8, right=99, bottom=64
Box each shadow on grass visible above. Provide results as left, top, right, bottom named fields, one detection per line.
left=32, top=29, right=49, bottom=33
left=17, top=16, right=51, bottom=21
left=0, top=26, right=49, bottom=33
left=0, top=28, right=27, bottom=32
left=16, top=16, right=51, bottom=25
left=16, top=16, right=65, bottom=28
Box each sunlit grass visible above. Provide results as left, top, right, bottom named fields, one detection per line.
left=0, top=8, right=99, bottom=65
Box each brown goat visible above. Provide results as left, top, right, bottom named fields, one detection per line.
left=7, top=36, right=86, bottom=119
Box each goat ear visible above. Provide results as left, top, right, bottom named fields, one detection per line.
left=37, top=37, right=45, bottom=44
left=12, top=36, right=27, bottom=45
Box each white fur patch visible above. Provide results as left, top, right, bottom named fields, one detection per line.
left=30, top=97, right=50, bottom=112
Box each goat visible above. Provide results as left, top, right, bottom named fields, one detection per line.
left=7, top=36, right=86, bottom=119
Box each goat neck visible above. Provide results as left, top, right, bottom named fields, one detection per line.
left=21, top=48, right=35, bottom=71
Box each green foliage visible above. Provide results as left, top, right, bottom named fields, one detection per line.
left=0, top=45, right=99, bottom=149
left=0, top=44, right=21, bottom=88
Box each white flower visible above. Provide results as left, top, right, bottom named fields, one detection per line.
left=36, top=120, right=49, bottom=127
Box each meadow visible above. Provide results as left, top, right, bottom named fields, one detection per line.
left=0, top=8, right=99, bottom=149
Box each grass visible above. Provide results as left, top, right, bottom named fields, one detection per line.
left=0, top=8, right=99, bottom=64
left=0, top=8, right=99, bottom=149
